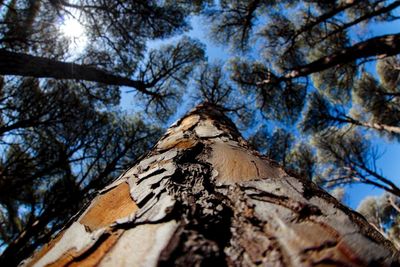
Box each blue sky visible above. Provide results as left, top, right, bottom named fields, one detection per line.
left=347, top=139, right=400, bottom=208
left=344, top=16, right=400, bottom=208
left=119, top=13, right=400, bottom=209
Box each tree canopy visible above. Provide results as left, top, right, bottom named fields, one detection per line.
left=1, top=0, right=400, bottom=263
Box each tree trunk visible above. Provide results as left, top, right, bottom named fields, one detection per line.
left=336, top=115, right=400, bottom=137
left=18, top=103, right=400, bottom=266
left=0, top=50, right=157, bottom=96
left=360, top=121, right=400, bottom=136
left=282, top=33, right=400, bottom=81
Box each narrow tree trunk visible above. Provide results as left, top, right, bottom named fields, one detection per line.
left=282, top=33, right=400, bottom=80
left=19, top=103, right=400, bottom=266
left=360, top=121, right=400, bottom=135
left=0, top=50, right=157, bottom=96
left=337, top=115, right=400, bottom=136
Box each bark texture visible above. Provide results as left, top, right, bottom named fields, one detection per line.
left=20, top=103, right=400, bottom=267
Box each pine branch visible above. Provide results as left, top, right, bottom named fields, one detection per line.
left=0, top=50, right=159, bottom=96
left=283, top=33, right=400, bottom=80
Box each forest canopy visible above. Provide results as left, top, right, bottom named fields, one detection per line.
left=1, top=0, right=400, bottom=264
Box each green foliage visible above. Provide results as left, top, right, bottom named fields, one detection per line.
left=56, top=0, right=192, bottom=70
left=135, top=37, right=205, bottom=120
left=377, top=56, right=400, bottom=89
left=230, top=59, right=306, bottom=123
left=195, top=62, right=234, bottom=106
left=311, top=64, right=356, bottom=103
left=193, top=61, right=255, bottom=125
left=0, top=0, right=74, bottom=58
left=350, top=71, right=400, bottom=141
left=311, top=127, right=400, bottom=198
left=168, top=0, right=214, bottom=14
left=357, top=194, right=400, bottom=249
left=208, top=0, right=260, bottom=51
left=286, top=142, right=317, bottom=181
left=264, top=128, right=294, bottom=166
left=0, top=76, right=160, bottom=257
left=313, top=128, right=369, bottom=168
left=206, top=0, right=400, bottom=126
left=300, top=91, right=350, bottom=134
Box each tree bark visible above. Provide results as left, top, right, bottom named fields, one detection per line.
left=0, top=50, right=157, bottom=96
left=18, top=103, right=400, bottom=267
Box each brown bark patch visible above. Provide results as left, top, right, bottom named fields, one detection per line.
left=173, top=139, right=198, bottom=149
left=157, top=132, right=184, bottom=151
left=79, top=182, right=138, bottom=231
left=159, top=115, right=200, bottom=151
left=157, top=136, right=198, bottom=151
left=177, top=114, right=200, bottom=132
left=208, top=141, right=284, bottom=183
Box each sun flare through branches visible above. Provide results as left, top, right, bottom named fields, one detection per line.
left=60, top=16, right=88, bottom=51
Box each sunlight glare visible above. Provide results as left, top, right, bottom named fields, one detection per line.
left=60, top=17, right=88, bottom=50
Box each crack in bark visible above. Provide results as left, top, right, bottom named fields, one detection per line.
left=251, top=160, right=260, bottom=176
left=302, top=240, right=338, bottom=254
left=136, top=168, right=167, bottom=184
left=244, top=185, right=323, bottom=224
left=156, top=141, right=235, bottom=266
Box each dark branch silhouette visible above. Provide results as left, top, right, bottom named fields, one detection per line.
left=0, top=50, right=158, bottom=96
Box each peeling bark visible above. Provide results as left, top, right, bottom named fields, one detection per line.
left=20, top=103, right=400, bottom=267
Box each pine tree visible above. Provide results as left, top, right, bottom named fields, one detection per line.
left=357, top=193, right=400, bottom=249
left=2, top=1, right=400, bottom=265
left=19, top=103, right=400, bottom=267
